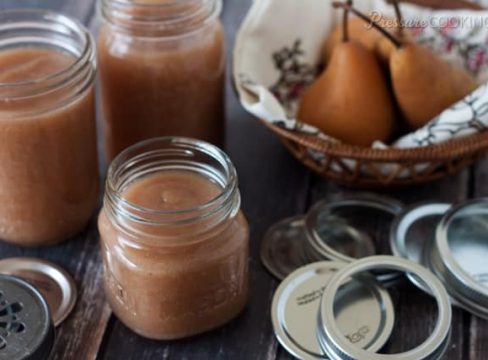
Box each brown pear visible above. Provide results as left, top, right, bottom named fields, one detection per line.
left=390, top=44, right=478, bottom=129
left=337, top=1, right=478, bottom=130
left=299, top=3, right=394, bottom=147
left=374, top=0, right=413, bottom=65
left=376, top=30, right=414, bottom=65
left=323, top=17, right=388, bottom=62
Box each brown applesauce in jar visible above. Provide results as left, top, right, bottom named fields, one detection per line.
left=0, top=10, right=98, bottom=246
left=98, top=0, right=225, bottom=161
left=98, top=137, right=249, bottom=339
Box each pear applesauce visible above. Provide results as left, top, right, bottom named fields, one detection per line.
left=98, top=138, right=249, bottom=339
left=98, top=0, right=225, bottom=161
left=0, top=10, right=98, bottom=246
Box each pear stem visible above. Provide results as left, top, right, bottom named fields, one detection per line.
left=342, top=0, right=353, bottom=42
left=332, top=1, right=403, bottom=48
left=391, top=0, right=405, bottom=38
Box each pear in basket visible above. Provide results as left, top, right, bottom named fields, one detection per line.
left=375, top=0, right=413, bottom=64
left=298, top=1, right=394, bottom=147
left=323, top=17, right=388, bottom=63
left=323, top=2, right=411, bottom=64
left=339, top=1, right=479, bottom=130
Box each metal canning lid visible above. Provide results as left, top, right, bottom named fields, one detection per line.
left=390, top=202, right=451, bottom=292
left=429, top=245, right=488, bottom=319
left=319, top=256, right=452, bottom=360
left=0, top=258, right=77, bottom=327
left=306, top=195, right=404, bottom=264
left=260, top=195, right=404, bottom=281
left=0, top=274, right=55, bottom=360
left=435, top=199, right=488, bottom=310
left=261, top=216, right=310, bottom=280
left=272, top=261, right=395, bottom=360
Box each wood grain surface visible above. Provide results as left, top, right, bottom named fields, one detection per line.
left=0, top=0, right=486, bottom=359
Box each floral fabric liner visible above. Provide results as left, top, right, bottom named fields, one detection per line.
left=233, top=0, right=488, bottom=149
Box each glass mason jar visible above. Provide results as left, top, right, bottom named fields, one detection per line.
left=0, top=10, right=99, bottom=246
left=98, top=137, right=249, bottom=340
left=98, top=0, right=226, bottom=161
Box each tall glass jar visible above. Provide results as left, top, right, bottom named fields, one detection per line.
left=0, top=10, right=99, bottom=246
left=98, top=0, right=225, bottom=161
left=98, top=137, right=249, bottom=340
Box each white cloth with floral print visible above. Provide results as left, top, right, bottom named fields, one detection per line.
left=233, top=0, right=488, bottom=150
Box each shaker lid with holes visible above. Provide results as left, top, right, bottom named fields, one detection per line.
left=0, top=274, right=55, bottom=360
left=0, top=258, right=77, bottom=327
left=271, top=261, right=395, bottom=360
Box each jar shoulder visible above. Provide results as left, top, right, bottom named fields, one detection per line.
left=98, top=208, right=249, bottom=261
left=97, top=21, right=224, bottom=58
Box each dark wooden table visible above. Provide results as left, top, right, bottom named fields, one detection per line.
left=1, top=0, right=487, bottom=359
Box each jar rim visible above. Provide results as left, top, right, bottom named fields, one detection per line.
left=0, top=9, right=94, bottom=91
left=106, top=137, right=238, bottom=225
left=100, top=0, right=222, bottom=39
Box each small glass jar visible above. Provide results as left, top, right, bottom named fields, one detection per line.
left=0, top=10, right=98, bottom=246
left=98, top=0, right=225, bottom=161
left=98, top=137, right=249, bottom=340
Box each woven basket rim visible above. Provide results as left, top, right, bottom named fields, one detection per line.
left=262, top=120, right=488, bottom=162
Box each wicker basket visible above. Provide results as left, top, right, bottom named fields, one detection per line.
left=261, top=0, right=488, bottom=188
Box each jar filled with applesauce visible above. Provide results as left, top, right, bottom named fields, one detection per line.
left=98, top=0, right=225, bottom=161
left=98, top=137, right=249, bottom=339
left=0, top=10, right=99, bottom=246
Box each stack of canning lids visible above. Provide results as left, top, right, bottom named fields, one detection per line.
left=271, top=257, right=452, bottom=360
left=391, top=200, right=488, bottom=320
left=265, top=195, right=488, bottom=359
left=261, top=194, right=404, bottom=280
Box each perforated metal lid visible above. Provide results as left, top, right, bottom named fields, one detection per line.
left=0, top=274, right=54, bottom=360
left=0, top=258, right=77, bottom=327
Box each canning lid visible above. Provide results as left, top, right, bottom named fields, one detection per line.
left=261, top=216, right=310, bottom=280
left=319, top=256, right=452, bottom=360
left=0, top=274, right=55, bottom=360
left=306, top=196, right=403, bottom=264
left=272, top=261, right=395, bottom=360
left=433, top=199, right=488, bottom=318
left=390, top=202, right=451, bottom=292
left=0, top=258, right=77, bottom=326
left=261, top=195, right=404, bottom=280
